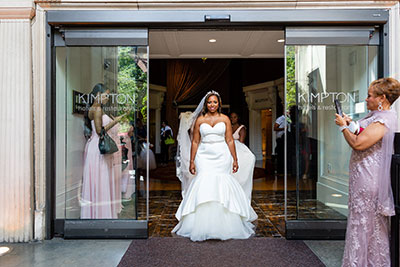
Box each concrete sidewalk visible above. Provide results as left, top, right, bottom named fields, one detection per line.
left=0, top=238, right=344, bottom=267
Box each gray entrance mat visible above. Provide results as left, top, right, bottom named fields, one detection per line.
left=118, top=237, right=324, bottom=267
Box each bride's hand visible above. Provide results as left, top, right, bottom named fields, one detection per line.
left=232, top=160, right=238, bottom=173
left=189, top=161, right=196, bottom=175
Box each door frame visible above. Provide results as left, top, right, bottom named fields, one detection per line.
left=283, top=28, right=383, bottom=239
left=48, top=27, right=150, bottom=239
left=45, top=9, right=390, bottom=239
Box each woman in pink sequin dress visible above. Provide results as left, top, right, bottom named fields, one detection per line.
left=335, top=78, right=400, bottom=266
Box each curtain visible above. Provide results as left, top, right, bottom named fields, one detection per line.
left=166, top=59, right=230, bottom=135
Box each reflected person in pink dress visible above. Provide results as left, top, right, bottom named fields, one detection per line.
left=81, top=83, right=124, bottom=219
left=335, top=78, right=400, bottom=266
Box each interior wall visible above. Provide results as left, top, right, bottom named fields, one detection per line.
left=316, top=46, right=374, bottom=216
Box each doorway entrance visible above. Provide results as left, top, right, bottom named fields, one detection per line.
left=47, top=9, right=388, bottom=239
left=145, top=29, right=332, bottom=238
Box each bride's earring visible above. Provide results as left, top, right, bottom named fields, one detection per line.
left=378, top=102, right=383, bottom=111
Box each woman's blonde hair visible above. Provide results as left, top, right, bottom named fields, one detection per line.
left=370, top=77, right=400, bottom=105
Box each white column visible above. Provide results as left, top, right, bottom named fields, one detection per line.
left=244, top=79, right=283, bottom=161
left=32, top=7, right=47, bottom=240
left=149, top=84, right=166, bottom=154
left=155, top=108, right=161, bottom=153
left=271, top=99, right=277, bottom=154
left=249, top=110, right=263, bottom=160
left=0, top=19, right=33, bottom=242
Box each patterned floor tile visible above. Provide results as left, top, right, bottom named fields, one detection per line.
left=123, top=189, right=345, bottom=238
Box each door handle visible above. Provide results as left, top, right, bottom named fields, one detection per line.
left=204, top=15, right=231, bottom=22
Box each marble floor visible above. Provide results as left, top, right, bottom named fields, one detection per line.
left=118, top=163, right=346, bottom=237
left=128, top=187, right=346, bottom=238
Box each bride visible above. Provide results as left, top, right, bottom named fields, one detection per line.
left=172, top=91, right=257, bottom=241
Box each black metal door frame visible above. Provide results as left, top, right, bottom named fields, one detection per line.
left=45, top=9, right=390, bottom=239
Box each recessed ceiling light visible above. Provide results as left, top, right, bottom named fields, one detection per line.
left=209, top=39, right=217, bottom=43
left=277, top=39, right=285, bottom=43
left=331, top=194, right=343, bottom=198
left=0, top=247, right=11, bottom=256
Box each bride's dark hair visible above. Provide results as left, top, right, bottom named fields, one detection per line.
left=202, top=91, right=222, bottom=115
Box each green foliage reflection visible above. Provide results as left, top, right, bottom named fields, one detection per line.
left=118, top=47, right=148, bottom=124
left=286, top=46, right=296, bottom=110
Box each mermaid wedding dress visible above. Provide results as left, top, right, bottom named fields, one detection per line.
left=172, top=121, right=257, bottom=241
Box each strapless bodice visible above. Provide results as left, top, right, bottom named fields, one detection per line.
left=199, top=121, right=226, bottom=143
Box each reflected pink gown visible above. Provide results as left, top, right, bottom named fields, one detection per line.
left=120, top=132, right=134, bottom=198
left=81, top=115, right=119, bottom=219
left=110, top=122, right=122, bottom=214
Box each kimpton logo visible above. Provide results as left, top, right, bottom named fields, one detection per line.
left=72, top=90, right=137, bottom=114
left=298, top=92, right=356, bottom=103
left=78, top=93, right=136, bottom=105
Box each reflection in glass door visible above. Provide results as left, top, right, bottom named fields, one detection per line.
left=55, top=29, right=149, bottom=238
left=284, top=29, right=379, bottom=237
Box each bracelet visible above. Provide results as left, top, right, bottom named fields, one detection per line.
left=339, top=125, right=347, bottom=132
left=348, top=121, right=360, bottom=134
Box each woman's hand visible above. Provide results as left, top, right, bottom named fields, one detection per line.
left=189, top=161, right=196, bottom=175
left=128, top=126, right=134, bottom=137
left=335, top=114, right=347, bottom=127
left=115, top=113, right=126, bottom=122
left=104, top=113, right=126, bottom=132
left=232, top=160, right=238, bottom=173
left=342, top=112, right=352, bottom=126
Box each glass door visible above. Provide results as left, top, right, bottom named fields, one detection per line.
left=54, top=28, right=149, bottom=238
left=284, top=27, right=380, bottom=238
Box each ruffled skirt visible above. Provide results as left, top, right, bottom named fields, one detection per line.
left=172, top=141, right=257, bottom=241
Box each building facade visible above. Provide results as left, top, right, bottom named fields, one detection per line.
left=1, top=0, right=400, bottom=242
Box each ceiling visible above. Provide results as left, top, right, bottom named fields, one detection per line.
left=149, top=30, right=284, bottom=59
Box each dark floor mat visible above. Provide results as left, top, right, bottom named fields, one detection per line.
left=118, top=237, right=324, bottom=267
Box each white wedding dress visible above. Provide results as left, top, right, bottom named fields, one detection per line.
left=232, top=125, right=256, bottom=201
left=172, top=121, right=257, bottom=241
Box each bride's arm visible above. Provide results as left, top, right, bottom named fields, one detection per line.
left=224, top=116, right=238, bottom=173
left=189, top=118, right=201, bottom=175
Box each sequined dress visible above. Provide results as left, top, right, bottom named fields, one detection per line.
left=342, top=110, right=397, bottom=267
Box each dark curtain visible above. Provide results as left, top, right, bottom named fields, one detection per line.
left=166, top=59, right=230, bottom=134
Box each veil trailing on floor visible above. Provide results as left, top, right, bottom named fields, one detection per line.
left=176, top=111, right=195, bottom=198
left=176, top=92, right=212, bottom=198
